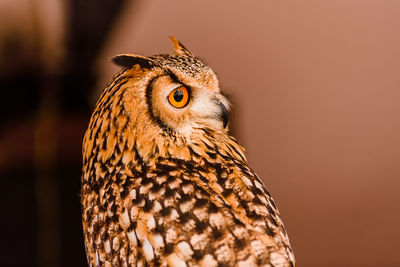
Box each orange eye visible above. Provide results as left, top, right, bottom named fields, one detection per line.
left=168, top=86, right=189, bottom=108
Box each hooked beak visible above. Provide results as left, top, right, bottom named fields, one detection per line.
left=218, top=102, right=229, bottom=128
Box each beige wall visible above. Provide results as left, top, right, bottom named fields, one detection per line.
left=99, top=1, right=400, bottom=266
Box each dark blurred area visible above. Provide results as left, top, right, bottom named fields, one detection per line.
left=1, top=1, right=400, bottom=267
left=0, top=0, right=128, bottom=266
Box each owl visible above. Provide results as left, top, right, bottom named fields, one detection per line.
left=81, top=37, right=295, bottom=267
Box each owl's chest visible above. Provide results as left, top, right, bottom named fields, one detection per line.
left=80, top=159, right=291, bottom=266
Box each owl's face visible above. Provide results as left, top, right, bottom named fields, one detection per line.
left=112, top=37, right=230, bottom=139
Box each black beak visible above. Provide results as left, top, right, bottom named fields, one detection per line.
left=218, top=102, right=229, bottom=128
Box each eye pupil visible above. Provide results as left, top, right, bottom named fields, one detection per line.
left=173, top=89, right=184, bottom=102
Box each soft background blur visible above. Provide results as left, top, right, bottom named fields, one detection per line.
left=1, top=1, right=399, bottom=266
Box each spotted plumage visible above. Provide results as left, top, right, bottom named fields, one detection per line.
left=81, top=37, right=295, bottom=266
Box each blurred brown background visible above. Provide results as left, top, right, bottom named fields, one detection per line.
left=1, top=1, right=399, bottom=266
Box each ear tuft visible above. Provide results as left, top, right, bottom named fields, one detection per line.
left=111, top=54, right=155, bottom=69
left=169, top=36, right=192, bottom=56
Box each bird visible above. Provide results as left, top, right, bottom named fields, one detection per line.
left=81, top=37, right=295, bottom=267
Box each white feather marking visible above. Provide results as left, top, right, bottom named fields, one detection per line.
left=95, top=250, right=100, bottom=266
left=190, top=233, right=208, bottom=250
left=255, top=180, right=265, bottom=191
left=179, top=199, right=194, bottom=213
left=166, top=228, right=178, bottom=244
left=143, top=238, right=154, bottom=262
left=153, top=233, right=164, bottom=250
left=201, top=254, right=218, bottom=267
left=170, top=209, right=179, bottom=221
left=164, top=198, right=174, bottom=207
left=270, top=251, right=287, bottom=266
left=167, top=253, right=187, bottom=267
left=215, top=245, right=231, bottom=263
left=112, top=236, right=120, bottom=250
left=130, top=206, right=138, bottom=220
left=250, top=240, right=266, bottom=258
left=177, top=241, right=193, bottom=260
left=153, top=201, right=162, bottom=213
left=127, top=231, right=137, bottom=247
left=237, top=256, right=257, bottom=267
left=193, top=207, right=208, bottom=221
left=147, top=215, right=156, bottom=230
left=233, top=226, right=247, bottom=239
left=119, top=209, right=130, bottom=229
left=156, top=176, right=167, bottom=184
left=209, top=212, right=225, bottom=228
left=129, top=189, right=136, bottom=200
left=242, top=176, right=253, bottom=187
left=104, top=240, right=111, bottom=254
left=182, top=183, right=194, bottom=194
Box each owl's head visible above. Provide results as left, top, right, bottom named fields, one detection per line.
left=86, top=37, right=245, bottom=163
left=112, top=37, right=229, bottom=137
